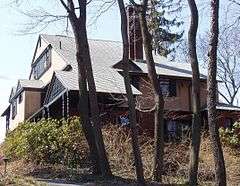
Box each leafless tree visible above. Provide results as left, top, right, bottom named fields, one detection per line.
left=117, top=0, right=145, bottom=184
left=12, top=0, right=113, bottom=176
left=187, top=0, right=201, bottom=185
left=129, top=0, right=165, bottom=182
left=208, top=0, right=227, bottom=185
left=59, top=0, right=112, bottom=177
left=198, top=26, right=240, bottom=106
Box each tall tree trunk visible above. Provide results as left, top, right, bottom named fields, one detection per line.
left=78, top=28, right=112, bottom=177
left=61, top=0, right=112, bottom=177
left=117, top=0, right=145, bottom=184
left=138, top=2, right=165, bottom=182
left=187, top=0, right=201, bottom=185
left=208, top=0, right=227, bottom=185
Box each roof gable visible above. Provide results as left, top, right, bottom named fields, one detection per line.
left=9, top=87, right=16, bottom=103
left=112, top=59, right=142, bottom=72
left=44, top=73, right=66, bottom=105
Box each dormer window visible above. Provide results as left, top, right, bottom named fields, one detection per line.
left=32, top=46, right=51, bottom=79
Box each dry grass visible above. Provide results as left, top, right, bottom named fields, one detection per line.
left=102, top=125, right=240, bottom=185
left=199, top=135, right=240, bottom=185
left=1, top=125, right=240, bottom=185
left=102, top=125, right=189, bottom=183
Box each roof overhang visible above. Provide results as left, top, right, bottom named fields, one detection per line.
left=1, top=105, right=10, bottom=117
left=203, top=103, right=240, bottom=112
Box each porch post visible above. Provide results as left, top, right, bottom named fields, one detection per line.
left=6, top=116, right=9, bottom=135
left=42, top=107, right=46, bottom=118
left=66, top=90, right=69, bottom=118
left=62, top=93, right=65, bottom=118
left=47, top=107, right=50, bottom=118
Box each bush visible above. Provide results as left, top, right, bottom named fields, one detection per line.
left=219, top=122, right=240, bottom=148
left=3, top=117, right=88, bottom=167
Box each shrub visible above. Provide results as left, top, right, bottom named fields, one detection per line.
left=219, top=122, right=240, bottom=148
left=3, top=117, right=88, bottom=167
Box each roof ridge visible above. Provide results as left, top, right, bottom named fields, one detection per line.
left=40, top=34, right=122, bottom=43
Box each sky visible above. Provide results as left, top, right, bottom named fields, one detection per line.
left=0, top=0, right=237, bottom=142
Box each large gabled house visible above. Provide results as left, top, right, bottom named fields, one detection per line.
left=2, top=8, right=240, bottom=139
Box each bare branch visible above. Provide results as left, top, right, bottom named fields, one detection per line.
left=59, top=0, right=71, bottom=13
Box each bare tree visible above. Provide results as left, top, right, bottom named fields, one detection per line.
left=187, top=0, right=201, bottom=185
left=199, top=26, right=240, bottom=105
left=13, top=0, right=113, bottom=176
left=117, top=0, right=145, bottom=184
left=59, top=0, right=112, bottom=177
left=129, top=0, right=165, bottom=182
left=208, top=0, right=227, bottom=185
left=229, top=0, right=240, bottom=6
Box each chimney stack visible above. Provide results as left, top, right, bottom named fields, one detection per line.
left=127, top=6, right=143, bottom=61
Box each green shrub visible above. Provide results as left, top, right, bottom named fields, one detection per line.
left=219, top=122, right=240, bottom=148
left=3, top=117, right=88, bottom=167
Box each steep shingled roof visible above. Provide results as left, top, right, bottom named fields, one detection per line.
left=42, top=34, right=140, bottom=94
left=41, top=34, right=207, bottom=80
left=17, top=79, right=45, bottom=89
left=40, top=34, right=207, bottom=95
left=13, top=79, right=45, bottom=98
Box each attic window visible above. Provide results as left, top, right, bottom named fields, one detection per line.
left=33, top=46, right=51, bottom=79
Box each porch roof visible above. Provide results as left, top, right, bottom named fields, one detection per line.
left=133, top=58, right=207, bottom=80
left=202, top=103, right=240, bottom=112
left=216, top=103, right=240, bottom=111
left=54, top=70, right=141, bottom=95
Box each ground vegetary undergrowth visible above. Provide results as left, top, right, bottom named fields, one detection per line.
left=1, top=118, right=240, bottom=185
left=3, top=117, right=89, bottom=167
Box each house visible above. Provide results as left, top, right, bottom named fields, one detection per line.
left=2, top=7, right=240, bottom=139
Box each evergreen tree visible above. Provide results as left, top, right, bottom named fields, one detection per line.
left=148, top=0, right=183, bottom=57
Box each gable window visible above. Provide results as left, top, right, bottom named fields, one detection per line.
left=12, top=99, right=17, bottom=119
left=159, top=79, right=177, bottom=97
left=32, top=46, right=51, bottom=79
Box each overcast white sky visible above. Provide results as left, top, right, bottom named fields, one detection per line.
left=0, top=0, right=237, bottom=143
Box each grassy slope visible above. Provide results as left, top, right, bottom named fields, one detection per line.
left=0, top=126, right=239, bottom=185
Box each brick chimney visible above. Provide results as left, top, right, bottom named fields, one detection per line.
left=127, top=6, right=143, bottom=60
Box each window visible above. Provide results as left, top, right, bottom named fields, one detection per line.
left=18, top=93, right=23, bottom=104
left=12, top=100, right=17, bottom=119
left=117, top=114, right=130, bottom=127
left=160, top=80, right=170, bottom=96
left=164, top=120, right=191, bottom=142
left=159, top=79, right=176, bottom=97
left=33, top=47, right=51, bottom=79
left=224, top=118, right=233, bottom=128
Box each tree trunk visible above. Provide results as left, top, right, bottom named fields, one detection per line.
left=73, top=21, right=112, bottom=178
left=208, top=0, right=227, bottom=185
left=187, top=1, right=202, bottom=185
left=138, top=2, right=165, bottom=182
left=117, top=0, right=145, bottom=184
left=63, top=0, right=112, bottom=177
